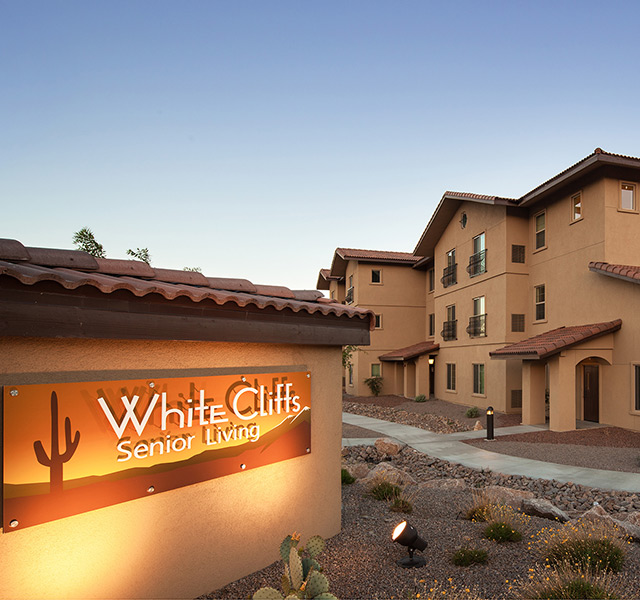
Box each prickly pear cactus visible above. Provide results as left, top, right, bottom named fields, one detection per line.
left=305, top=572, right=329, bottom=598
left=305, top=535, right=325, bottom=559
left=289, top=546, right=304, bottom=590
left=253, top=586, right=284, bottom=600
left=301, top=557, right=321, bottom=579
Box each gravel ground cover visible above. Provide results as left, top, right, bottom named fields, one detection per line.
left=206, top=444, right=640, bottom=600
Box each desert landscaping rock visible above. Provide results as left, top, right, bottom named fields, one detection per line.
left=363, top=462, right=416, bottom=486
left=483, top=485, right=535, bottom=510
left=374, top=437, right=406, bottom=455
left=521, top=498, right=569, bottom=522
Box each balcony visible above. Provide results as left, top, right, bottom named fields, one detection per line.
left=467, top=249, right=487, bottom=277
left=466, top=314, right=487, bottom=337
left=441, top=320, right=457, bottom=341
left=441, top=264, right=457, bottom=288
left=345, top=287, right=354, bottom=304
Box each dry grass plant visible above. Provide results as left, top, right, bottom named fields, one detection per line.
left=390, top=487, right=415, bottom=514
left=530, top=517, right=630, bottom=573
left=404, top=578, right=485, bottom=600
left=512, top=562, right=640, bottom=599
left=463, top=487, right=508, bottom=521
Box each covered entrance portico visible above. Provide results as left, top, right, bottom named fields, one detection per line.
left=379, top=341, right=439, bottom=399
left=491, top=320, right=621, bottom=432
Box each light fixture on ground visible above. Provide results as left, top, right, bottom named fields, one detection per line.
left=486, top=406, right=494, bottom=441
left=392, top=521, right=427, bottom=568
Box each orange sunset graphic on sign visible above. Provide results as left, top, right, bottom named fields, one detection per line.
left=3, top=371, right=311, bottom=531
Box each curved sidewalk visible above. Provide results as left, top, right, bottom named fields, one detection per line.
left=342, top=412, right=640, bottom=493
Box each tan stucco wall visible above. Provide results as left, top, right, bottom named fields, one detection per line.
left=0, top=337, right=343, bottom=600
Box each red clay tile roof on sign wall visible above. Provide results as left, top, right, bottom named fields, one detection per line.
left=0, top=239, right=374, bottom=329
left=490, top=319, right=622, bottom=360
left=589, top=262, right=640, bottom=284
left=379, top=341, right=439, bottom=362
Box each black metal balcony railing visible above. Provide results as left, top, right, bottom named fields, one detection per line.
left=467, top=249, right=487, bottom=277
left=466, top=314, right=487, bottom=337
left=345, top=287, right=354, bottom=304
left=441, top=320, right=457, bottom=341
left=441, top=264, right=457, bottom=288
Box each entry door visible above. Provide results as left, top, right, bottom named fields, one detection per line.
left=583, top=365, right=599, bottom=422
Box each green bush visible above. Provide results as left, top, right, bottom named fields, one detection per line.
left=389, top=496, right=413, bottom=514
left=484, top=522, right=522, bottom=543
left=363, top=376, right=383, bottom=396
left=546, top=538, right=625, bottom=573
left=465, top=406, right=479, bottom=418
left=370, top=481, right=401, bottom=501
left=341, top=468, right=355, bottom=485
left=414, top=394, right=427, bottom=403
left=451, top=547, right=488, bottom=567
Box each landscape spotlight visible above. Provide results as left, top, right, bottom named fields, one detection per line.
left=391, top=521, right=427, bottom=568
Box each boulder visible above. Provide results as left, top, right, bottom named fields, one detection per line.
left=350, top=462, right=371, bottom=479
left=363, top=463, right=416, bottom=486
left=374, top=437, right=406, bottom=456
left=625, top=511, right=640, bottom=526
left=419, top=478, right=467, bottom=490
left=473, top=420, right=483, bottom=431
left=581, top=504, right=640, bottom=542
left=521, top=498, right=569, bottom=522
left=482, top=486, right=535, bottom=510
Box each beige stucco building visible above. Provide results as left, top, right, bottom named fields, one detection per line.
left=322, top=148, right=640, bottom=433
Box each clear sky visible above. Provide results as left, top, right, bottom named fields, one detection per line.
left=2, top=0, right=640, bottom=290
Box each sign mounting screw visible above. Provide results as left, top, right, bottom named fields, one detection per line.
left=10, top=389, right=18, bottom=397
left=9, top=520, right=18, bottom=528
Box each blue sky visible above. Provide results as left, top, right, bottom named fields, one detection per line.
left=2, top=1, right=640, bottom=289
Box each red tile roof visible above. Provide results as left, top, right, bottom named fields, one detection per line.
left=335, top=248, right=421, bottom=264
left=490, top=319, right=622, bottom=360
left=379, top=341, right=439, bottom=362
left=443, top=191, right=517, bottom=204
left=0, top=239, right=374, bottom=328
left=589, top=262, right=640, bottom=284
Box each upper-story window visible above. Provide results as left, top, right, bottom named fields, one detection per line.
left=620, top=182, right=637, bottom=212
left=534, top=284, right=546, bottom=321
left=534, top=211, right=546, bottom=250
left=345, top=274, right=354, bottom=304
left=467, top=233, right=487, bottom=277
left=374, top=314, right=382, bottom=329
left=428, top=313, right=435, bottom=337
left=442, top=249, right=457, bottom=288
left=571, top=192, right=582, bottom=222
left=467, top=296, right=486, bottom=337
left=442, top=304, right=457, bottom=341
left=428, top=268, right=434, bottom=292
left=371, top=269, right=382, bottom=284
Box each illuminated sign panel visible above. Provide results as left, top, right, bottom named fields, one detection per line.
left=3, top=371, right=311, bottom=531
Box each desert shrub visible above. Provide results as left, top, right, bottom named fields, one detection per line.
left=451, top=547, right=488, bottom=567
left=513, top=563, right=640, bottom=599
left=341, top=468, right=355, bottom=485
left=531, top=518, right=628, bottom=573
left=484, top=521, right=522, bottom=543
left=414, top=394, right=427, bottom=402
left=370, top=480, right=401, bottom=501
left=390, top=489, right=414, bottom=514
left=363, top=376, right=383, bottom=396
left=465, top=406, right=479, bottom=418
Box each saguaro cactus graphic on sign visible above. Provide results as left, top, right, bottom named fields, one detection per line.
left=33, top=391, right=81, bottom=494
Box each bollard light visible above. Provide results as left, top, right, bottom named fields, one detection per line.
left=486, top=406, right=494, bottom=441
left=392, top=521, right=427, bottom=568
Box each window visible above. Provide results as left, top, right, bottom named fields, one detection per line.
left=442, top=249, right=457, bottom=287
left=371, top=269, right=382, bottom=284
left=468, top=233, right=487, bottom=276
left=473, top=364, right=485, bottom=395
left=534, top=211, right=546, bottom=250
left=348, top=365, right=353, bottom=386
left=428, top=268, right=434, bottom=292
left=371, top=363, right=381, bottom=377
left=446, top=363, right=456, bottom=391
left=535, top=284, right=546, bottom=321
left=428, top=313, right=435, bottom=337
left=374, top=314, right=382, bottom=329
left=442, top=304, right=457, bottom=341
left=571, top=192, right=582, bottom=222
left=467, top=296, right=486, bottom=337
left=635, top=365, right=640, bottom=411
left=621, top=182, right=636, bottom=211
left=346, top=274, right=354, bottom=304
left=511, top=314, right=525, bottom=332
left=512, top=244, right=525, bottom=263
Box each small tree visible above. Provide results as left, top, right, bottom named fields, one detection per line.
left=72, top=227, right=106, bottom=258
left=126, top=247, right=151, bottom=265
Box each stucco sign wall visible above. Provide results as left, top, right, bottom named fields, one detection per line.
left=3, top=371, right=311, bottom=531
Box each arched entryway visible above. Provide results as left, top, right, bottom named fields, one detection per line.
left=577, top=357, right=610, bottom=423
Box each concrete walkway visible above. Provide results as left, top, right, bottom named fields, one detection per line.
left=342, top=412, right=640, bottom=493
